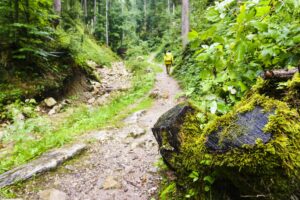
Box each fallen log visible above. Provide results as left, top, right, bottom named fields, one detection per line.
left=262, top=68, right=298, bottom=81
left=152, top=76, right=300, bottom=199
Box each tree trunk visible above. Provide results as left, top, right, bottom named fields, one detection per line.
left=144, top=0, right=147, bottom=32
left=53, top=0, right=61, bottom=14
left=105, top=0, right=109, bottom=46
left=181, top=0, right=189, bottom=47
left=9, top=0, right=13, bottom=22
left=121, top=0, right=124, bottom=46
left=173, top=2, right=175, bottom=15
left=84, top=0, right=87, bottom=21
left=262, top=68, right=299, bottom=81
left=93, top=0, right=97, bottom=28
left=14, top=0, right=19, bottom=22
left=167, top=0, right=170, bottom=14
left=24, top=0, right=30, bottom=22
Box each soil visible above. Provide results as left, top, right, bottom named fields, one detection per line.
left=15, top=63, right=182, bottom=200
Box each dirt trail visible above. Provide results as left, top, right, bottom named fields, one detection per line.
left=18, top=62, right=182, bottom=200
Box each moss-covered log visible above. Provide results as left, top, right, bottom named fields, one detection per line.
left=153, top=75, right=300, bottom=199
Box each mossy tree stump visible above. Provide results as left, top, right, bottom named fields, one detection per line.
left=152, top=75, right=300, bottom=199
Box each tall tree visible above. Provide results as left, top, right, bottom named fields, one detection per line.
left=93, top=0, right=97, bottom=28
left=105, top=0, right=109, bottom=46
left=181, top=0, right=189, bottom=47
left=54, top=0, right=61, bottom=14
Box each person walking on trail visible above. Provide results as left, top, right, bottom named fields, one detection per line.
left=164, top=50, right=174, bottom=75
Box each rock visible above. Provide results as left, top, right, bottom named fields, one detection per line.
left=94, top=93, right=111, bottom=106
left=87, top=97, right=96, bottom=104
left=152, top=104, right=193, bottom=168
left=206, top=107, right=272, bottom=152
left=44, top=98, right=57, bottom=108
left=152, top=89, right=300, bottom=199
left=48, top=108, right=56, bottom=115
left=124, top=110, right=146, bottom=124
left=102, top=176, right=121, bottom=190
left=35, top=106, right=41, bottom=112
left=38, top=188, right=67, bottom=200
left=149, top=89, right=160, bottom=99
left=16, top=113, right=25, bottom=121
left=148, top=186, right=158, bottom=195
left=48, top=105, right=62, bottom=116
left=161, top=92, right=169, bottom=99
left=61, top=99, right=71, bottom=105
left=127, top=126, right=146, bottom=139
left=0, top=144, right=87, bottom=188
left=64, top=165, right=76, bottom=171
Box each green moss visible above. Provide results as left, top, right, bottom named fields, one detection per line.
left=167, top=81, right=300, bottom=199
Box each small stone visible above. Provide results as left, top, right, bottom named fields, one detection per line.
left=148, top=186, right=158, bottom=195
left=149, top=90, right=160, bottom=99
left=38, top=188, right=67, bottom=200
left=35, top=106, right=41, bottom=112
left=64, top=165, right=76, bottom=171
left=128, top=127, right=146, bottom=138
left=88, top=97, right=96, bottom=104
left=48, top=105, right=61, bottom=116
left=124, top=111, right=146, bottom=124
left=44, top=97, right=57, bottom=108
left=16, top=113, right=25, bottom=121
left=102, top=176, right=121, bottom=190
left=162, top=92, right=169, bottom=99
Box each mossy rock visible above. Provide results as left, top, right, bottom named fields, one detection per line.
left=206, top=106, right=273, bottom=152
left=152, top=104, right=194, bottom=168
left=152, top=77, right=300, bottom=199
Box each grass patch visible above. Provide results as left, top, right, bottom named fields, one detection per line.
left=57, top=24, right=117, bottom=68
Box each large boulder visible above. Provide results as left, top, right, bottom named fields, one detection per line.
left=152, top=76, right=300, bottom=199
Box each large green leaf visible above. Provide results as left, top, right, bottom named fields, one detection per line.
left=206, top=8, right=220, bottom=22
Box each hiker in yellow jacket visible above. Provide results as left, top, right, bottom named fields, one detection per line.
left=164, top=50, right=174, bottom=75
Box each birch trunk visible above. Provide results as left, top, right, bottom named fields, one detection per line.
left=121, top=0, right=124, bottom=46
left=105, top=0, right=109, bottom=46
left=54, top=0, right=61, bottom=14
left=144, top=0, right=147, bottom=31
left=93, top=0, right=97, bottom=27
left=181, top=0, right=189, bottom=47
left=173, top=2, right=175, bottom=15
left=14, top=0, right=19, bottom=22
left=84, top=0, right=87, bottom=22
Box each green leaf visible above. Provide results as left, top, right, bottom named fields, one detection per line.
left=203, top=176, right=215, bottom=184
left=189, top=171, right=199, bottom=182
left=204, top=186, right=210, bottom=192
left=206, top=8, right=220, bottom=22
left=293, top=35, right=300, bottom=43
left=255, top=6, right=271, bottom=17
left=236, top=41, right=247, bottom=62
left=250, top=21, right=268, bottom=32
left=196, top=53, right=210, bottom=61
left=188, top=30, right=199, bottom=41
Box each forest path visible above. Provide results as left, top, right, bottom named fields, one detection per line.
left=18, top=59, right=182, bottom=200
